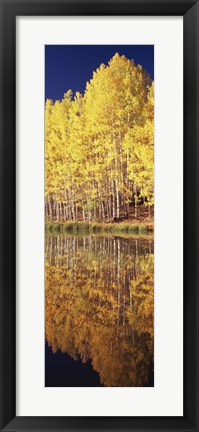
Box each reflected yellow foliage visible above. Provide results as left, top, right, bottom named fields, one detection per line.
left=45, top=235, right=154, bottom=386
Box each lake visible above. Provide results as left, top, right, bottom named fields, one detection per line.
left=45, top=233, right=154, bottom=387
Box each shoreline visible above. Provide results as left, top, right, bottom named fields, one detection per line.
left=45, top=220, right=154, bottom=235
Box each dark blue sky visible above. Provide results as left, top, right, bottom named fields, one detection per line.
left=45, top=45, right=154, bottom=101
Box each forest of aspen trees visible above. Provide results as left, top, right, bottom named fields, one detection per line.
left=45, top=53, right=154, bottom=224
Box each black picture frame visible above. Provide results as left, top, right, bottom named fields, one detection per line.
left=0, top=0, right=198, bottom=431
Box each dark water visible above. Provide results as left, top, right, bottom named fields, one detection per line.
left=45, top=234, right=154, bottom=387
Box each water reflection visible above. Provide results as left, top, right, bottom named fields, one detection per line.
left=45, top=234, right=154, bottom=387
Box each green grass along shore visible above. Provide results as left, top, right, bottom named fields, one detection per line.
left=46, top=221, right=154, bottom=235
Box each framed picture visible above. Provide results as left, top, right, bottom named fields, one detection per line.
left=0, top=0, right=198, bottom=431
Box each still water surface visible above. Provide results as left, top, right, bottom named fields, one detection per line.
left=45, top=234, right=154, bottom=387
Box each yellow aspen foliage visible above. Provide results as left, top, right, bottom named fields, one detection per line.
left=45, top=54, right=154, bottom=222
